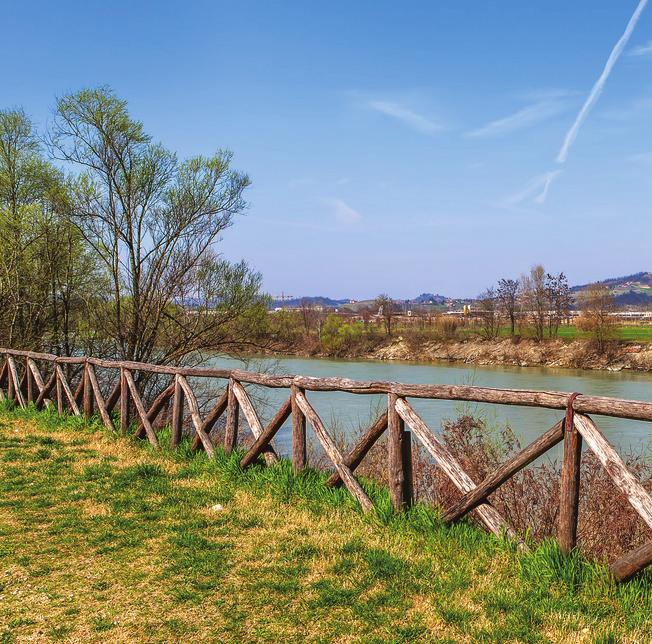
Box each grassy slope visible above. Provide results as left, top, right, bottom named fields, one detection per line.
left=0, top=406, right=651, bottom=643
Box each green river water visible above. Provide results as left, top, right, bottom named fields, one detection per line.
left=207, top=355, right=652, bottom=459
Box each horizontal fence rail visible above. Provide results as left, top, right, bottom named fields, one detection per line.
left=1, top=347, right=652, bottom=582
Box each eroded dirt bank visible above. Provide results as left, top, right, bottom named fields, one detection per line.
left=368, top=337, right=652, bottom=371
left=258, top=337, right=652, bottom=372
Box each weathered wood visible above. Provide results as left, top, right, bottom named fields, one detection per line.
left=558, top=397, right=582, bottom=554
left=18, top=368, right=28, bottom=399
left=27, top=358, right=45, bottom=394
left=34, top=370, right=56, bottom=409
left=402, top=423, right=414, bottom=505
left=442, top=419, right=565, bottom=524
left=294, top=390, right=373, bottom=513
left=119, top=369, right=129, bottom=432
left=176, top=375, right=214, bottom=457
left=74, top=370, right=85, bottom=408
left=395, top=397, right=515, bottom=539
left=241, top=397, right=292, bottom=469
left=7, top=356, right=25, bottom=409
left=134, top=383, right=175, bottom=440
left=326, top=409, right=388, bottom=488
left=610, top=539, right=652, bottom=582
left=170, top=377, right=184, bottom=448
left=8, top=346, right=652, bottom=424
left=0, top=360, right=7, bottom=389
left=25, top=357, right=34, bottom=403
left=82, top=364, right=94, bottom=418
left=86, top=363, right=114, bottom=431
left=574, top=413, right=652, bottom=531
left=6, top=358, right=15, bottom=402
left=388, top=394, right=412, bottom=511
left=224, top=378, right=239, bottom=454
left=105, top=380, right=121, bottom=414
left=55, top=364, right=80, bottom=416
left=0, top=349, right=78, bottom=362
left=31, top=363, right=48, bottom=402
left=123, top=369, right=159, bottom=448
left=291, top=384, right=307, bottom=472
left=8, top=346, right=652, bottom=580
left=56, top=372, right=63, bottom=415
left=232, top=380, right=278, bottom=464
left=190, top=390, right=228, bottom=451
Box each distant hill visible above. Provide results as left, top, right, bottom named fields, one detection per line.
left=272, top=272, right=652, bottom=311
left=571, top=271, right=652, bottom=306
left=412, top=293, right=448, bottom=305
left=269, top=295, right=350, bottom=309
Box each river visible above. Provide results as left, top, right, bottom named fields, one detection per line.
left=207, top=355, right=652, bottom=459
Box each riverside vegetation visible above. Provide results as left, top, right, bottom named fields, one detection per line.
left=255, top=269, right=650, bottom=370
left=1, top=402, right=651, bottom=642
left=256, top=308, right=652, bottom=371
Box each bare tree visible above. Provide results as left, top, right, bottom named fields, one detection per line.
left=521, top=265, right=547, bottom=341
left=477, top=287, right=500, bottom=340
left=299, top=298, right=318, bottom=334
left=47, top=87, right=262, bottom=366
left=576, top=284, right=617, bottom=353
left=359, top=305, right=373, bottom=329
left=374, top=294, right=395, bottom=336
left=497, top=278, right=519, bottom=336
left=545, top=272, right=572, bottom=338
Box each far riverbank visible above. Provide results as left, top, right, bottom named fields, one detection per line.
left=253, top=337, right=652, bottom=373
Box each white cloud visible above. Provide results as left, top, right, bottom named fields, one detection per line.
left=366, top=100, right=442, bottom=134
left=329, top=198, right=362, bottom=224
left=515, top=0, right=650, bottom=206
left=556, top=0, right=648, bottom=163
left=466, top=97, right=569, bottom=138
left=629, top=40, right=652, bottom=56
left=503, top=170, right=562, bottom=207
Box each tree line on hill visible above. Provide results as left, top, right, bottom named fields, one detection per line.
left=0, top=88, right=267, bottom=367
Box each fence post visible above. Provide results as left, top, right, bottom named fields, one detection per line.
left=55, top=365, right=63, bottom=415
left=25, top=357, right=33, bottom=404
left=7, top=355, right=14, bottom=402
left=120, top=368, right=129, bottom=432
left=171, top=375, right=184, bottom=448
left=558, top=393, right=582, bottom=554
left=224, top=377, right=239, bottom=454
left=388, top=393, right=413, bottom=511
left=291, top=384, right=306, bottom=472
left=82, top=362, right=94, bottom=418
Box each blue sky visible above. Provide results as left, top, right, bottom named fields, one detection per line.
left=3, top=1, right=652, bottom=298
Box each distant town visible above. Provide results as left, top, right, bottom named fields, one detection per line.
left=270, top=271, right=652, bottom=313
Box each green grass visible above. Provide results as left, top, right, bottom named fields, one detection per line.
left=556, top=325, right=652, bottom=342
left=0, top=403, right=651, bottom=642
left=454, top=324, right=652, bottom=342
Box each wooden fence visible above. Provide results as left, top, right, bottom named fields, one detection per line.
left=1, top=347, right=652, bottom=582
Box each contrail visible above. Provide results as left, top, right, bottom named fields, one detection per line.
left=534, top=170, right=562, bottom=204
left=556, top=0, right=648, bottom=163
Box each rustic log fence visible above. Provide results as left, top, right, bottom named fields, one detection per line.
left=1, top=347, right=652, bottom=582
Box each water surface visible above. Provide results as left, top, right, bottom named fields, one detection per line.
left=207, top=355, right=652, bottom=458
